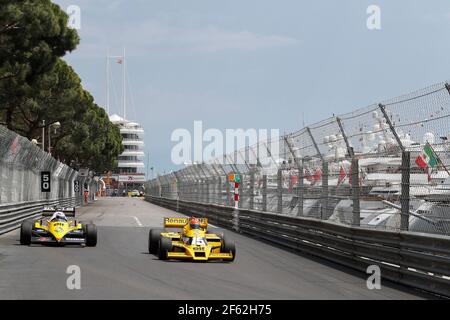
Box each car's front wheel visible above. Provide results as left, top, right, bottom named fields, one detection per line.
left=20, top=220, right=33, bottom=245
left=222, top=238, right=236, bottom=262
left=148, top=228, right=165, bottom=254
left=157, top=237, right=172, bottom=260
left=85, top=224, right=97, bottom=247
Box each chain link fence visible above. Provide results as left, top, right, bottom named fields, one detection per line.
left=0, top=125, right=100, bottom=233
left=147, top=81, right=450, bottom=237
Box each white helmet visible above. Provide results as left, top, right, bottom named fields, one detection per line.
left=50, top=211, right=67, bottom=222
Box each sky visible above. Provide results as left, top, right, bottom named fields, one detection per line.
left=53, top=0, right=450, bottom=175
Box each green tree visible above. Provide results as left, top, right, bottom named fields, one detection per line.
left=55, top=101, right=124, bottom=173
left=0, top=0, right=123, bottom=174
left=0, top=0, right=79, bottom=129
left=4, top=59, right=85, bottom=139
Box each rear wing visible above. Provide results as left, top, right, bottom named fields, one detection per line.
left=42, top=207, right=76, bottom=217
left=164, top=217, right=208, bottom=228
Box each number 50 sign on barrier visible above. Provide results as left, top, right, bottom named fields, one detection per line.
left=41, top=171, right=51, bottom=193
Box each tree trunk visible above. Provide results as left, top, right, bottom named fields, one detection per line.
left=6, top=105, right=13, bottom=130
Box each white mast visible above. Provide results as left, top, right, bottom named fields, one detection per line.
left=106, top=48, right=110, bottom=115
left=122, top=47, right=126, bottom=119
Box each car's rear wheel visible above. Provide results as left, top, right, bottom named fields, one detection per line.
left=222, top=238, right=236, bottom=262
left=20, top=220, right=33, bottom=245
left=85, top=224, right=97, bottom=247
left=148, top=228, right=164, bottom=254
left=157, top=237, right=172, bottom=260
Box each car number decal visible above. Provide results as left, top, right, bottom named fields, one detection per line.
left=191, top=237, right=206, bottom=246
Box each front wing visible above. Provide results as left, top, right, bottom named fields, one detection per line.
left=167, top=251, right=234, bottom=261
left=31, top=229, right=86, bottom=245
left=166, top=241, right=234, bottom=261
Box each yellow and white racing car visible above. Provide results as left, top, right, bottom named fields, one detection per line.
left=148, top=217, right=236, bottom=262
left=20, top=207, right=97, bottom=247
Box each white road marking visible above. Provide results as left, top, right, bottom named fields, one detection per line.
left=208, top=223, right=218, bottom=229
left=133, top=216, right=143, bottom=227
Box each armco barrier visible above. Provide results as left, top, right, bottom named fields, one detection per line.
left=0, top=197, right=82, bottom=235
left=146, top=195, right=450, bottom=297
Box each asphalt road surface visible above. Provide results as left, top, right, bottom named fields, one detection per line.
left=0, top=197, right=433, bottom=299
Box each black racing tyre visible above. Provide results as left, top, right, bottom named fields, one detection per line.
left=222, top=238, right=236, bottom=262
left=20, top=220, right=33, bottom=245
left=215, top=232, right=225, bottom=241
left=157, top=237, right=172, bottom=260
left=148, top=228, right=165, bottom=254
left=85, top=224, right=97, bottom=247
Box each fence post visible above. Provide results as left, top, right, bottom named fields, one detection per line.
left=379, top=104, right=405, bottom=152
left=249, top=170, right=255, bottom=210
left=180, top=179, right=184, bottom=201
left=297, top=159, right=304, bottom=217
left=210, top=176, right=215, bottom=204
left=226, top=174, right=231, bottom=206
left=205, top=178, right=210, bottom=204
left=306, top=127, right=324, bottom=161
left=198, top=179, right=202, bottom=203
left=189, top=181, right=194, bottom=202
left=216, top=176, right=221, bottom=205
left=445, top=83, right=450, bottom=95
left=238, top=176, right=244, bottom=208
left=321, top=161, right=329, bottom=220
left=262, top=174, right=267, bottom=212
left=401, top=151, right=411, bottom=231
left=282, top=136, right=304, bottom=216
left=175, top=177, right=180, bottom=211
left=157, top=177, right=162, bottom=198
left=336, top=117, right=354, bottom=158
left=351, top=158, right=360, bottom=226
left=277, top=168, right=283, bottom=214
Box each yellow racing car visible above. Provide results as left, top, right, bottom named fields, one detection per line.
left=20, top=207, right=97, bottom=247
left=148, top=217, right=236, bottom=262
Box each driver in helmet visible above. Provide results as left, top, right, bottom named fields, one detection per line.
left=189, top=217, right=201, bottom=230
left=50, top=211, right=68, bottom=222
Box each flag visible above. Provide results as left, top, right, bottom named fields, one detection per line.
left=347, top=162, right=364, bottom=187
left=288, top=175, right=298, bottom=192
left=304, top=168, right=313, bottom=182
left=348, top=163, right=354, bottom=186
left=337, top=165, right=346, bottom=185
left=415, top=143, right=438, bottom=169
left=313, top=168, right=322, bottom=182
left=116, top=58, right=123, bottom=64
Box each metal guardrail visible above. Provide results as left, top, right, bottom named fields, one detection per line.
left=146, top=195, right=450, bottom=297
left=0, top=197, right=84, bottom=235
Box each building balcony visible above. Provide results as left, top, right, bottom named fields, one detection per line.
left=118, top=160, right=145, bottom=168
left=120, top=150, right=145, bottom=157
left=122, top=139, right=144, bottom=146
left=120, top=127, right=144, bottom=134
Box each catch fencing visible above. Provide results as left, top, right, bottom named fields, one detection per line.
left=0, top=125, right=99, bottom=234
left=147, top=81, right=450, bottom=237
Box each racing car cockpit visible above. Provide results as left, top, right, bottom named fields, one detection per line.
left=50, top=211, right=68, bottom=222
left=181, top=217, right=208, bottom=246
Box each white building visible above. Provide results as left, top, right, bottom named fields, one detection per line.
left=104, top=114, right=146, bottom=194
